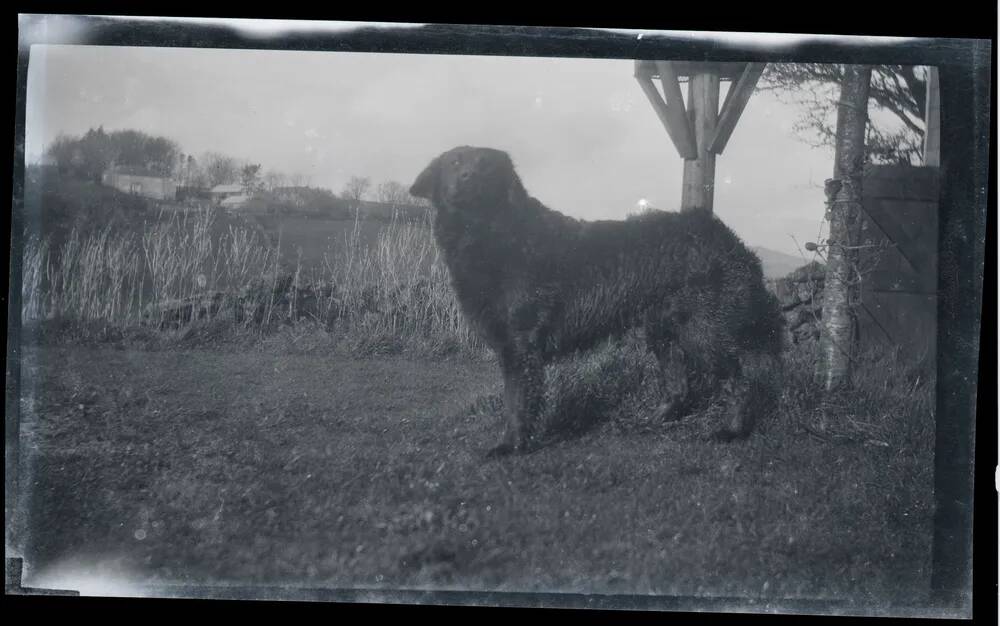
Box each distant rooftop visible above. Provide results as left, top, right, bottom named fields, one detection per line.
left=220, top=194, right=250, bottom=207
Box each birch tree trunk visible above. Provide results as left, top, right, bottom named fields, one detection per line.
left=815, top=65, right=872, bottom=391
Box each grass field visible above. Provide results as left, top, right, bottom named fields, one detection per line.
left=14, top=335, right=935, bottom=610
left=251, top=215, right=391, bottom=273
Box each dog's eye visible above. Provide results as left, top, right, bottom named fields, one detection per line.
left=452, top=159, right=461, bottom=168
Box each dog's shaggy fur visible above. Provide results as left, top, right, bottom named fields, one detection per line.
left=411, top=146, right=783, bottom=455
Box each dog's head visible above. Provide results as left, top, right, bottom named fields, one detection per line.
left=410, top=146, right=526, bottom=215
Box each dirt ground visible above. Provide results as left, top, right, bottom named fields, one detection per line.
left=12, top=344, right=934, bottom=611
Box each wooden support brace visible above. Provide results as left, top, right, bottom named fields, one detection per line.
left=654, top=61, right=698, bottom=159
left=708, top=62, right=766, bottom=154
left=634, top=60, right=698, bottom=159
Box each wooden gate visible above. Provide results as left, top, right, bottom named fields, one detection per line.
left=857, top=164, right=940, bottom=365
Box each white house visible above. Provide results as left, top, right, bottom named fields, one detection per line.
left=208, top=184, right=245, bottom=205
left=102, top=167, right=178, bottom=201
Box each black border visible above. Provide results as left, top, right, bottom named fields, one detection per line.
left=8, top=2, right=999, bottom=40
left=7, top=10, right=996, bottom=623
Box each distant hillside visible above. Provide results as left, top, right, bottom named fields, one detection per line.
left=22, top=168, right=153, bottom=247
left=752, top=246, right=813, bottom=280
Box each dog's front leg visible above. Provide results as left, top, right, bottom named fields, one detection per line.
left=490, top=341, right=544, bottom=457
left=486, top=292, right=551, bottom=458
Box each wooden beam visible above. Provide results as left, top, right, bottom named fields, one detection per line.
left=707, top=62, right=766, bottom=154
left=635, top=69, right=698, bottom=160
left=654, top=61, right=698, bottom=159
left=633, top=59, right=656, bottom=79
left=643, top=61, right=748, bottom=82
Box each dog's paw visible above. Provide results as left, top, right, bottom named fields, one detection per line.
left=485, top=436, right=544, bottom=459
left=711, top=421, right=753, bottom=442
left=485, top=442, right=516, bottom=459
left=712, top=400, right=756, bottom=442
left=653, top=400, right=686, bottom=423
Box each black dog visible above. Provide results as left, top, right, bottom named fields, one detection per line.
left=410, top=146, right=783, bottom=456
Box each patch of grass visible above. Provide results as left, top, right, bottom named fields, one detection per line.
left=774, top=343, right=935, bottom=450
left=16, top=343, right=937, bottom=610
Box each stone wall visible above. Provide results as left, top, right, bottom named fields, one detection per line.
left=767, top=261, right=826, bottom=346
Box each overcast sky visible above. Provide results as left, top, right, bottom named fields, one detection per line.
left=26, top=44, right=841, bottom=256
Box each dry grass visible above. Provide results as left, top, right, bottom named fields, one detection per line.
left=21, top=207, right=484, bottom=355
left=317, top=212, right=481, bottom=355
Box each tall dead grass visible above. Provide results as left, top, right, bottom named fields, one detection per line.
left=21, top=206, right=482, bottom=353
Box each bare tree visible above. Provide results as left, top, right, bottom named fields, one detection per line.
left=186, top=155, right=208, bottom=189
left=374, top=180, right=412, bottom=206
left=240, top=163, right=263, bottom=196
left=761, top=64, right=926, bottom=164
left=343, top=175, right=371, bottom=206
left=288, top=172, right=312, bottom=188
left=814, top=65, right=873, bottom=391
left=262, top=170, right=287, bottom=192
left=202, top=152, right=239, bottom=187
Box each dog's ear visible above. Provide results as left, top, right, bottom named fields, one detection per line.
left=410, top=156, right=441, bottom=200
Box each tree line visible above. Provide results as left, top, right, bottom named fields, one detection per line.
left=44, top=127, right=427, bottom=211
left=47, top=127, right=180, bottom=182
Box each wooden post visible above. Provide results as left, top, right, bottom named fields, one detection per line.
left=680, top=72, right=720, bottom=212
left=635, top=61, right=763, bottom=213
